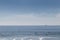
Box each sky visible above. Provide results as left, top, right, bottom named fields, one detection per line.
left=0, top=0, right=60, bottom=25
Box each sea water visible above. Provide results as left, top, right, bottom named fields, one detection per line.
left=0, top=36, right=60, bottom=40
left=0, top=26, right=60, bottom=40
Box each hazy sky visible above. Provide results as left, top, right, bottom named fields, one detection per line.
left=0, top=0, right=60, bottom=25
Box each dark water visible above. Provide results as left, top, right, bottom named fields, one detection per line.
left=0, top=25, right=60, bottom=40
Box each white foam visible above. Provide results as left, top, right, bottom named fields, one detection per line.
left=0, top=36, right=60, bottom=40
left=13, top=38, right=16, bottom=40
left=39, top=37, right=60, bottom=40
left=39, top=37, right=43, bottom=40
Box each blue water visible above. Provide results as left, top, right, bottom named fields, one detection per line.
left=0, top=25, right=60, bottom=40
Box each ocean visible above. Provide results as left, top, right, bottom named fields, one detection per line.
left=0, top=25, right=60, bottom=40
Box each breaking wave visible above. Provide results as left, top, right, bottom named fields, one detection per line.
left=0, top=36, right=60, bottom=40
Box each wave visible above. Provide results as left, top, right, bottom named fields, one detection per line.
left=0, top=36, right=60, bottom=40
left=0, top=32, right=60, bottom=37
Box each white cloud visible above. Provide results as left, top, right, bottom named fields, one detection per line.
left=56, top=13, right=60, bottom=18
left=0, top=14, right=60, bottom=25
